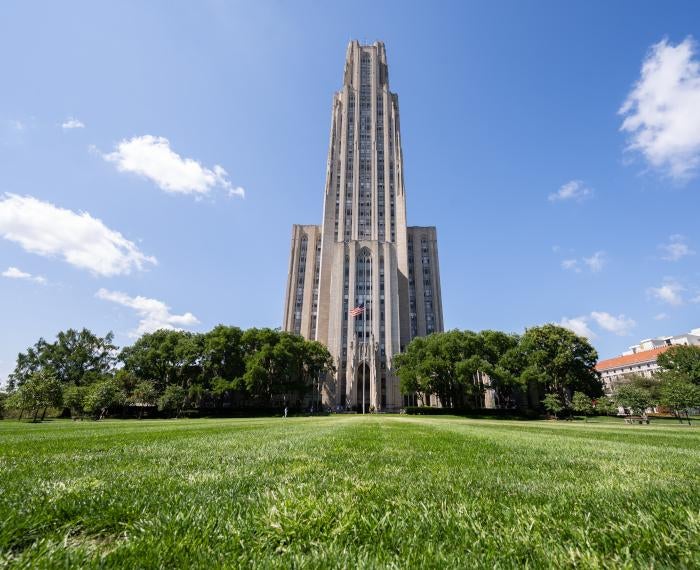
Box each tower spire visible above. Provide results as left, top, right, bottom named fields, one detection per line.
left=283, top=41, right=444, bottom=412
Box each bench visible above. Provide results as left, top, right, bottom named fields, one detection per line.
left=624, top=416, right=650, bottom=425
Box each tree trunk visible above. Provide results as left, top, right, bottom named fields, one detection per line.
left=18, top=409, right=23, bottom=420
left=33, top=408, right=38, bottom=422
left=41, top=407, right=47, bottom=421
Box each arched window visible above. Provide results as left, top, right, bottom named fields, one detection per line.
left=355, top=248, right=372, bottom=341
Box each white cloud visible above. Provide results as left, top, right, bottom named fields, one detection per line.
left=0, top=194, right=156, bottom=277
left=654, top=312, right=669, bottom=320
left=61, top=117, right=85, bottom=129
left=96, top=288, right=199, bottom=337
left=102, top=135, right=244, bottom=197
left=548, top=180, right=593, bottom=202
left=590, top=311, right=636, bottom=336
left=659, top=234, right=695, bottom=261
left=561, top=259, right=581, bottom=272
left=560, top=316, right=596, bottom=339
left=560, top=251, right=606, bottom=273
left=583, top=251, right=606, bottom=272
left=1, top=266, right=46, bottom=284
left=648, top=279, right=685, bottom=305
left=620, top=37, right=700, bottom=180
left=8, top=120, right=24, bottom=132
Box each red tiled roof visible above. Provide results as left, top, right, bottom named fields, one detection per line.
left=596, top=346, right=670, bottom=372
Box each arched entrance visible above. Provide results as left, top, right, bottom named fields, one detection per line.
left=356, top=363, right=371, bottom=413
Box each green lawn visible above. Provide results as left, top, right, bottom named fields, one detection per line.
left=0, top=416, right=698, bottom=568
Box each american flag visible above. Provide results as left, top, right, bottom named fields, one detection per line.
left=350, top=303, right=365, bottom=317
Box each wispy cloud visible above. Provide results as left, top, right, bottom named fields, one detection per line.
left=590, top=311, right=636, bottom=336
left=96, top=288, right=199, bottom=337
left=658, top=234, right=695, bottom=261
left=583, top=251, right=606, bottom=272
left=620, top=37, right=700, bottom=180
left=8, top=120, right=25, bottom=132
left=648, top=278, right=685, bottom=306
left=0, top=193, right=156, bottom=277
left=560, top=251, right=606, bottom=273
left=61, top=117, right=85, bottom=129
left=102, top=135, right=245, bottom=198
left=548, top=180, right=593, bottom=203
left=560, top=316, right=596, bottom=339
left=561, top=259, right=580, bottom=272
left=654, top=312, right=669, bottom=320
left=1, top=266, right=46, bottom=284
left=560, top=310, right=636, bottom=339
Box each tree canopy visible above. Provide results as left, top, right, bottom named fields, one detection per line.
left=4, top=325, right=334, bottom=419
left=395, top=325, right=602, bottom=411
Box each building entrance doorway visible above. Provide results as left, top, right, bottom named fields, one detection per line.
left=356, top=363, right=371, bottom=413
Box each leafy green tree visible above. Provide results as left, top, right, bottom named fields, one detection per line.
left=201, top=325, right=245, bottom=384
left=594, top=396, right=617, bottom=416
left=395, top=330, right=520, bottom=408
left=571, top=391, right=593, bottom=420
left=211, top=376, right=237, bottom=408
left=130, top=381, right=158, bottom=418
left=84, top=379, right=124, bottom=420
left=10, top=370, right=63, bottom=421
left=0, top=391, right=7, bottom=419
left=158, top=385, right=187, bottom=417
left=615, top=384, right=653, bottom=416
left=519, top=324, right=602, bottom=407
left=542, top=393, right=564, bottom=419
left=624, top=373, right=662, bottom=402
left=657, top=345, right=700, bottom=385
left=9, top=328, right=116, bottom=389
left=4, top=390, right=28, bottom=419
left=659, top=377, right=700, bottom=425
left=119, top=330, right=203, bottom=393
left=63, top=384, right=88, bottom=418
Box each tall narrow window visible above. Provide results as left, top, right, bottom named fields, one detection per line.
left=293, top=235, right=308, bottom=334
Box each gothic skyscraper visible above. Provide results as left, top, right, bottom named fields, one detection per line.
left=283, top=41, right=443, bottom=412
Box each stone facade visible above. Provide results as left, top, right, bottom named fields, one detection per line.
left=283, top=41, right=443, bottom=412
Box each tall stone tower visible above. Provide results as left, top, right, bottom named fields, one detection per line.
left=283, top=41, right=443, bottom=412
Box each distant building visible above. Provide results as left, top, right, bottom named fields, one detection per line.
left=622, top=328, right=700, bottom=355
left=282, top=41, right=444, bottom=412
left=596, top=327, right=700, bottom=394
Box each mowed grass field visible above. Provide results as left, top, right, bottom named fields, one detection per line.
left=0, top=416, right=698, bottom=568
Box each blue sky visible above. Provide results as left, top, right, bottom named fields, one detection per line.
left=2, top=0, right=700, bottom=383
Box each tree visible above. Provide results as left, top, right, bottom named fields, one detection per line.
left=158, top=385, right=187, bottom=417
left=129, top=381, right=158, bottom=419
left=571, top=391, right=593, bottom=421
left=542, top=393, right=564, bottom=419
left=9, top=370, right=63, bottom=421
left=615, top=384, right=653, bottom=417
left=0, top=392, right=7, bottom=419
left=659, top=377, right=700, bottom=425
left=594, top=396, right=617, bottom=416
left=201, top=325, right=245, bottom=384
left=395, top=330, right=518, bottom=409
left=8, top=328, right=116, bottom=390
left=84, top=379, right=124, bottom=420
left=119, top=330, right=203, bottom=393
left=63, top=384, right=88, bottom=419
left=519, top=324, right=602, bottom=407
left=624, top=373, right=662, bottom=402
left=657, top=345, right=700, bottom=385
